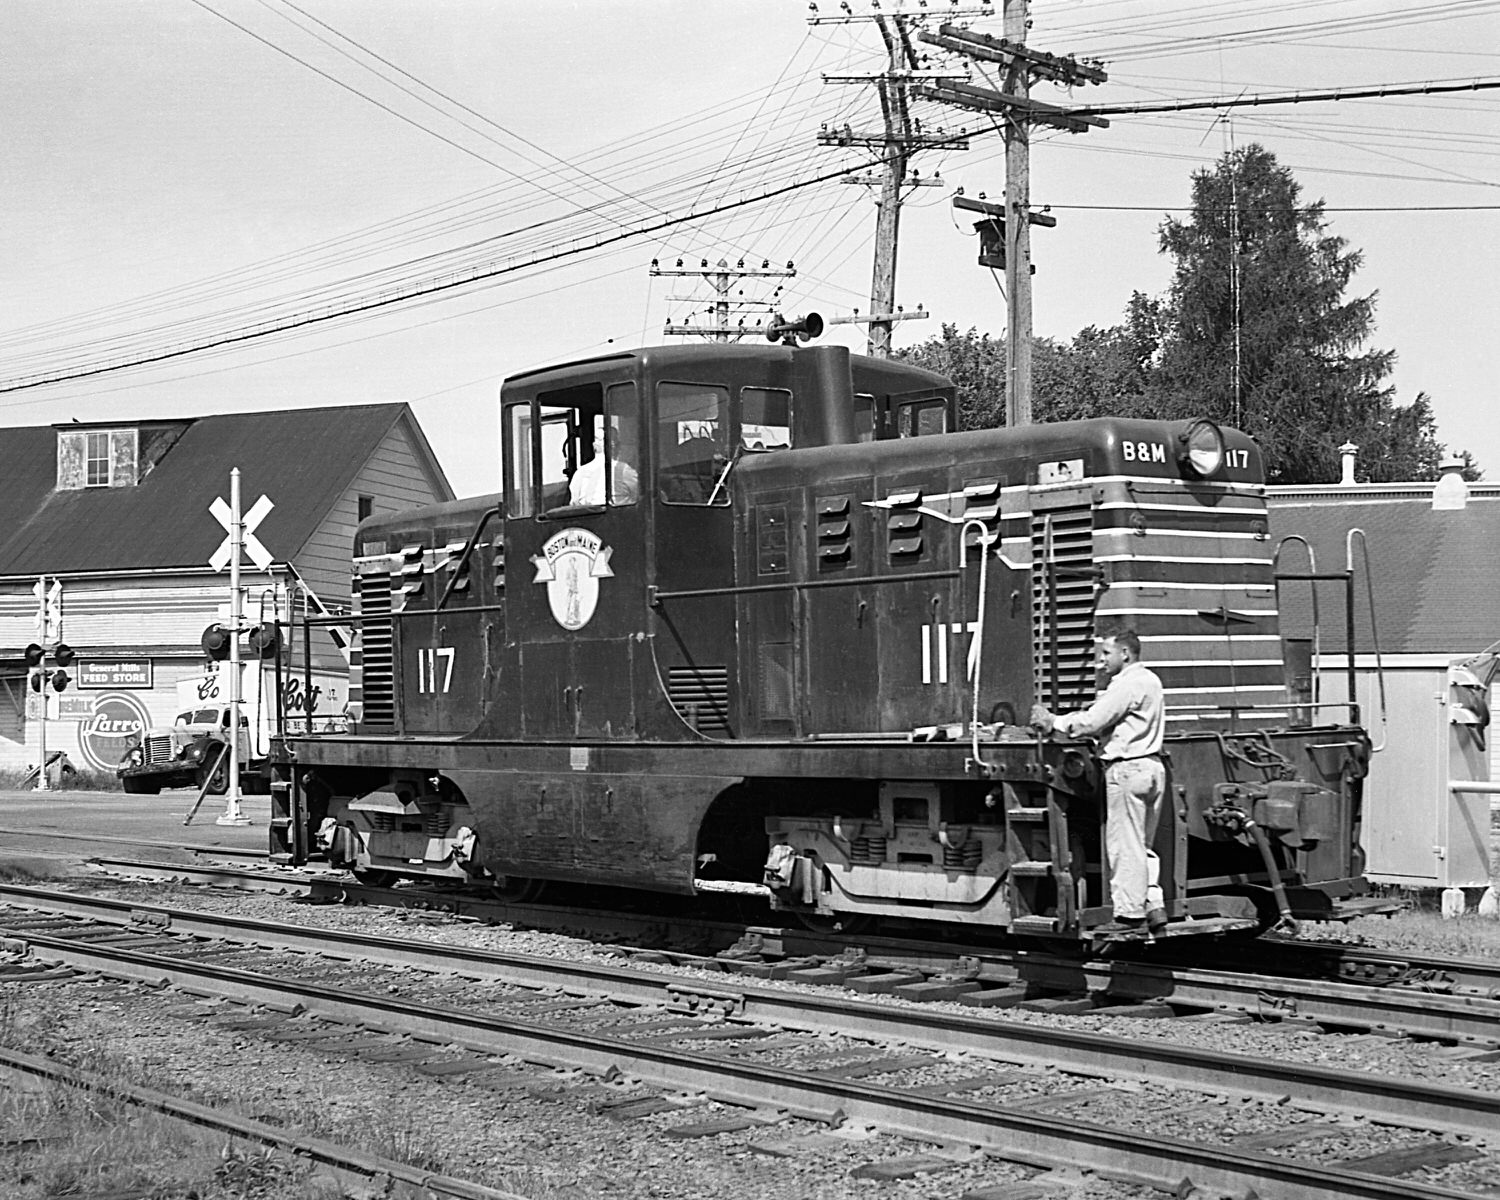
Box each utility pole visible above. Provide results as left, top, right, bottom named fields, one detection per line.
left=813, top=4, right=987, bottom=356
left=916, top=8, right=1107, bottom=423
left=652, top=257, right=795, bottom=341
left=1002, top=0, right=1033, bottom=426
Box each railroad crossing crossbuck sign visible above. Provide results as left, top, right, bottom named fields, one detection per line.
left=210, top=493, right=274, bottom=571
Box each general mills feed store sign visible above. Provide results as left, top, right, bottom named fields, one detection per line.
left=78, top=660, right=153, bottom=689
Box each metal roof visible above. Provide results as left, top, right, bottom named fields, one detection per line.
left=1268, top=492, right=1500, bottom=656
left=0, top=404, right=442, bottom=576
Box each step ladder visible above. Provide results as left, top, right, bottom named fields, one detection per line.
left=1003, top=788, right=1084, bottom=936
left=267, top=759, right=302, bottom=863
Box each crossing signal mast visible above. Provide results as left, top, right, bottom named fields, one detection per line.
left=27, top=576, right=73, bottom=792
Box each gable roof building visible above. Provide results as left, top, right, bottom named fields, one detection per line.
left=1269, top=468, right=1500, bottom=659
left=0, top=403, right=454, bottom=776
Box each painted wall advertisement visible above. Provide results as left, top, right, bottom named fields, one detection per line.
left=27, top=691, right=153, bottom=772
left=77, top=693, right=153, bottom=772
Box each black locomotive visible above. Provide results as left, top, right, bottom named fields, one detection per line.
left=270, top=333, right=1380, bottom=941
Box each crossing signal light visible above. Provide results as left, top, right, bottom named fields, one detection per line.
left=24, top=643, right=43, bottom=668
left=246, top=622, right=280, bottom=659
left=50, top=670, right=70, bottom=692
left=29, top=672, right=43, bottom=694
left=201, top=624, right=232, bottom=661
left=53, top=643, right=74, bottom=668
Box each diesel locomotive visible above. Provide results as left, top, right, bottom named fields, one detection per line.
left=269, top=332, right=1381, bottom=941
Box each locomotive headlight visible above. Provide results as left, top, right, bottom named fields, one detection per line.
left=1177, top=419, right=1225, bottom=476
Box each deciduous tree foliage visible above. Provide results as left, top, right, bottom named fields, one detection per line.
left=899, top=145, right=1470, bottom=483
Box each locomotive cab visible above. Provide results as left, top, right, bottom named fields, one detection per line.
left=492, top=343, right=954, bottom=742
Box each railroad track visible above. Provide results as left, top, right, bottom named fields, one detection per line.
left=0, top=1044, right=529, bottom=1200
left=0, top=885, right=1497, bottom=1199
left=0, top=826, right=268, bottom=860
left=85, top=858, right=1500, bottom=1045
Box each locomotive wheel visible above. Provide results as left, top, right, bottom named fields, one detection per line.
left=352, top=868, right=400, bottom=888
left=489, top=876, right=547, bottom=904
left=793, top=911, right=872, bottom=937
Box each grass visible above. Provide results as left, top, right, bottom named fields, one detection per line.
left=0, top=765, right=122, bottom=792
left=0, top=863, right=63, bottom=885
left=1304, top=905, right=1500, bottom=959
left=0, top=996, right=319, bottom=1200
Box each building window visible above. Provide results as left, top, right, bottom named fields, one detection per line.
left=86, top=432, right=111, bottom=486
left=358, top=495, right=374, bottom=521
left=56, top=428, right=139, bottom=491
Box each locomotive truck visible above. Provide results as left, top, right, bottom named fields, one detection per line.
left=267, top=333, right=1382, bottom=941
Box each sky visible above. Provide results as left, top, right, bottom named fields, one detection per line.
left=1, top=0, right=1496, bottom=498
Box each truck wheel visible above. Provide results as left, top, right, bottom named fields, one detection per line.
left=122, top=777, right=161, bottom=795
left=197, top=760, right=229, bottom=796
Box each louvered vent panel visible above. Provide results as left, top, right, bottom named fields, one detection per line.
left=356, top=572, right=395, bottom=726
left=816, top=495, right=852, bottom=569
left=1031, top=506, right=1098, bottom=711
left=885, top=490, right=924, bottom=562
left=962, top=478, right=1001, bottom=551
left=667, top=666, right=731, bottom=735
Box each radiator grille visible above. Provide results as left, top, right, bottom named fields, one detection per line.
left=144, top=734, right=174, bottom=765
left=667, top=665, right=731, bottom=735
left=1032, top=506, right=1098, bottom=710
left=356, top=572, right=395, bottom=726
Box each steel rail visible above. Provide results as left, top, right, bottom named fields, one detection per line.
left=1184, top=937, right=1500, bottom=998
left=1012, top=954, right=1500, bottom=1045
left=88, top=857, right=317, bottom=896
left=61, top=870, right=1500, bottom=1045
left=0, top=829, right=267, bottom=859
left=1, top=887, right=1495, bottom=1142
left=0, top=931, right=1482, bottom=1200
left=0, top=1045, right=526, bottom=1200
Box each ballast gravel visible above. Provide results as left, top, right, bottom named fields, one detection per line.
left=2, top=876, right=1497, bottom=1200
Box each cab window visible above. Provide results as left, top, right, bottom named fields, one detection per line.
left=740, top=387, right=791, bottom=451
left=896, top=397, right=949, bottom=438
left=504, top=381, right=639, bottom=517
left=657, top=382, right=730, bottom=505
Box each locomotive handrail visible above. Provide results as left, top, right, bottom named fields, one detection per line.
left=1346, top=529, right=1387, bottom=753
left=435, top=504, right=502, bottom=613
left=1273, top=565, right=1358, bottom=728
left=1272, top=535, right=1321, bottom=715
left=960, top=517, right=998, bottom=776
left=649, top=568, right=961, bottom=604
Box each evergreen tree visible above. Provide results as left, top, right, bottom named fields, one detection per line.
left=899, top=145, right=1473, bottom=482
left=1151, top=144, right=1448, bottom=482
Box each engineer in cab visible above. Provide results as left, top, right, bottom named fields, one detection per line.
left=569, top=420, right=639, bottom=506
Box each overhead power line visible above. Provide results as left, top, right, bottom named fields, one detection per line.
left=1073, top=76, right=1500, bottom=117
left=0, top=160, right=886, bottom=394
